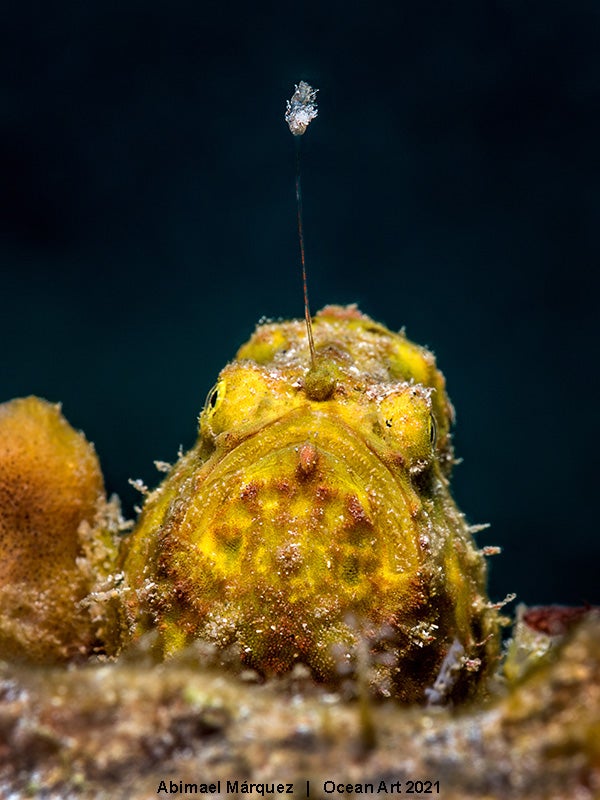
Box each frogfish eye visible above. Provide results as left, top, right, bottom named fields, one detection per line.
left=429, top=413, right=437, bottom=448
left=205, top=384, right=220, bottom=411
left=200, top=382, right=226, bottom=435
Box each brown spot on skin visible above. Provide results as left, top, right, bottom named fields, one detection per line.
left=240, top=482, right=260, bottom=503
left=275, top=542, right=303, bottom=576
left=316, top=484, right=332, bottom=502
left=409, top=501, right=421, bottom=519
left=309, top=499, right=326, bottom=525
left=171, top=580, right=190, bottom=603
left=342, top=495, right=374, bottom=545
left=402, top=572, right=431, bottom=613
left=275, top=478, right=293, bottom=495
left=387, top=451, right=406, bottom=471
left=297, top=443, right=319, bottom=480
left=345, top=494, right=373, bottom=527
left=215, top=524, right=242, bottom=553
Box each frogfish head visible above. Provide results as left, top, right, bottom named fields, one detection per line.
left=122, top=305, right=498, bottom=702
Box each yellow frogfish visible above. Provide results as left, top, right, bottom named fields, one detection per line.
left=121, top=305, right=500, bottom=701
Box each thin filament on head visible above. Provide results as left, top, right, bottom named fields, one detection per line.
left=286, top=82, right=319, bottom=368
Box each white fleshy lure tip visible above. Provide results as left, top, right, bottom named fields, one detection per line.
left=285, top=81, right=318, bottom=136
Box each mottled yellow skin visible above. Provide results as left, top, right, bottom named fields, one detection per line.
left=0, top=397, right=122, bottom=662
left=122, top=306, right=499, bottom=700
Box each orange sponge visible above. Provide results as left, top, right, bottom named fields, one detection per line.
left=0, top=396, right=121, bottom=662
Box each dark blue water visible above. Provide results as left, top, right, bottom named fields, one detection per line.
left=1, top=1, right=598, bottom=606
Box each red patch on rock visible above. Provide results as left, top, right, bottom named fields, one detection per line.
left=523, top=604, right=593, bottom=636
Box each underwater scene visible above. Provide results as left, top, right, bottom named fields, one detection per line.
left=1, top=3, right=599, bottom=798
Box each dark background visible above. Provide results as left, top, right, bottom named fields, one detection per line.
left=2, top=1, right=599, bottom=606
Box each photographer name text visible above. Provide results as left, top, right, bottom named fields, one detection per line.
left=157, top=779, right=441, bottom=796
